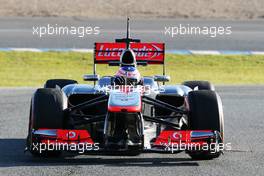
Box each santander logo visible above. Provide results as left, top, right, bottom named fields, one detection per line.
left=97, top=43, right=163, bottom=58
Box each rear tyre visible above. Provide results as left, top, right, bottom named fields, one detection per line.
left=44, top=79, right=77, bottom=89
left=187, top=90, right=224, bottom=160
left=182, top=81, right=215, bottom=90
left=27, top=88, right=66, bottom=157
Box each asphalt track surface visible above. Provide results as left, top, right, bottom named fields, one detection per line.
left=0, top=17, right=264, bottom=50
left=0, top=86, right=263, bottom=176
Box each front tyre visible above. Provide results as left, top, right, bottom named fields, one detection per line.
left=27, top=88, right=67, bottom=157
left=187, top=90, right=224, bottom=160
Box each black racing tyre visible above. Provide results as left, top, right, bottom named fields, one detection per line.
left=32, top=88, right=65, bottom=129
left=28, top=88, right=66, bottom=156
left=187, top=90, right=224, bottom=160
left=182, top=81, right=215, bottom=91
left=44, top=79, right=77, bottom=88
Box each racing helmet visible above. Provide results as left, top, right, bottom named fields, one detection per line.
left=120, top=49, right=137, bottom=67
left=115, top=66, right=141, bottom=85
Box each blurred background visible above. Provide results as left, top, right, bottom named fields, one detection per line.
left=0, top=0, right=263, bottom=19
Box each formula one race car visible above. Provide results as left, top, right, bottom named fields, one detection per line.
left=26, top=18, right=224, bottom=160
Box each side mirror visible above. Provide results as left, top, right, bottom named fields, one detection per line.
left=83, top=74, right=100, bottom=81
left=154, top=75, right=170, bottom=82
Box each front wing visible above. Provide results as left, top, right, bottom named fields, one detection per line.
left=28, top=129, right=220, bottom=154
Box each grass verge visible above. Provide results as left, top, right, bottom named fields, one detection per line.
left=0, top=51, right=264, bottom=87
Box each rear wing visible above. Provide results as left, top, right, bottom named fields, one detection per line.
left=91, top=18, right=166, bottom=83
left=94, top=42, right=165, bottom=65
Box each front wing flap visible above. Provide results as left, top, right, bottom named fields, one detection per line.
left=149, top=130, right=220, bottom=153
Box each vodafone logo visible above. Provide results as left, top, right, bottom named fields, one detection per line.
left=67, top=131, right=76, bottom=139
left=172, top=132, right=182, bottom=140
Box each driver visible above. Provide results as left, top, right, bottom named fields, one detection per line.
left=113, top=49, right=141, bottom=85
